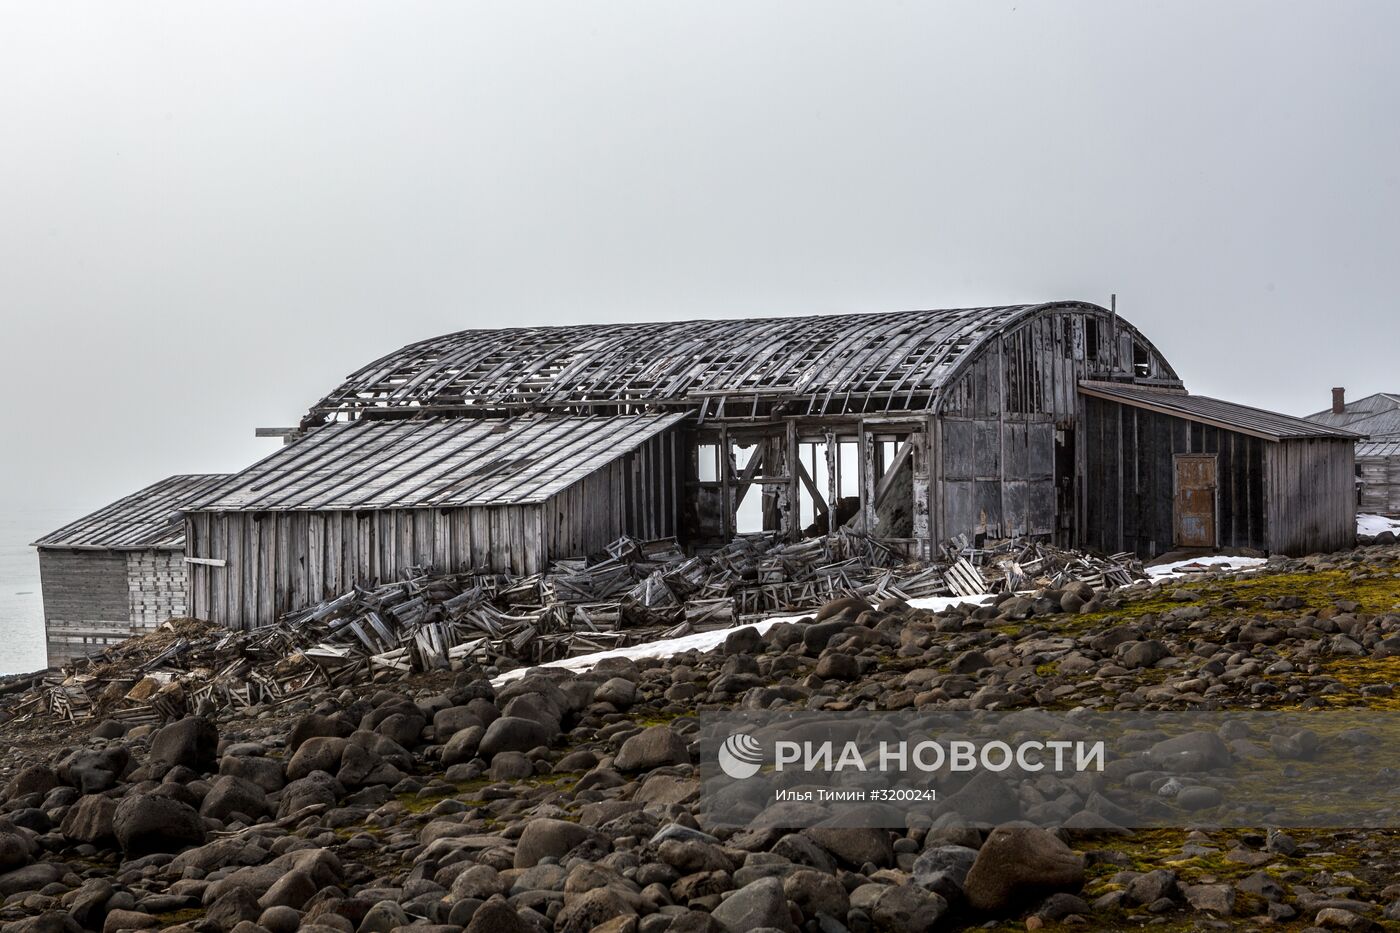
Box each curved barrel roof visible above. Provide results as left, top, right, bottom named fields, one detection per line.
left=305, top=301, right=1165, bottom=422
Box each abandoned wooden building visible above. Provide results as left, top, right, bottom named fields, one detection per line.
left=1305, top=389, right=1400, bottom=516
left=1079, top=384, right=1357, bottom=557
left=32, top=474, right=230, bottom=665
left=178, top=301, right=1361, bottom=630
left=1306, top=388, right=1400, bottom=440
left=1354, top=441, right=1400, bottom=516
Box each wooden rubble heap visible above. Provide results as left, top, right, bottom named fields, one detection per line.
left=940, top=535, right=1147, bottom=597
left=3, top=532, right=1145, bottom=726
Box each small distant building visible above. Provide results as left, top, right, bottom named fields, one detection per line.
left=1305, top=388, right=1400, bottom=516
left=1355, top=441, right=1400, bottom=517
left=1305, top=389, right=1400, bottom=439
left=32, top=474, right=229, bottom=666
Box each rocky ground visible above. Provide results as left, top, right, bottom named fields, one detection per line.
left=2, top=543, right=1400, bottom=933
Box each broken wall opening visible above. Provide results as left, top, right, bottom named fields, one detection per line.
left=685, top=425, right=928, bottom=555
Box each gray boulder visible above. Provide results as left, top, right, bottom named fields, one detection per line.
left=57, top=747, right=129, bottom=794
left=442, top=725, right=484, bottom=767
left=449, top=864, right=507, bottom=900
left=782, top=868, right=849, bottom=920
left=1118, top=640, right=1171, bottom=669
left=514, top=818, right=597, bottom=869
left=286, top=736, right=350, bottom=781
left=710, top=876, right=793, bottom=932
left=962, top=825, right=1085, bottom=913
left=113, top=794, right=207, bottom=855
left=805, top=827, right=893, bottom=869
left=3, top=765, right=59, bottom=802
left=433, top=705, right=485, bottom=738
left=0, top=862, right=64, bottom=898
left=58, top=794, right=118, bottom=845
left=201, top=774, right=270, bottom=821
left=1145, top=732, right=1231, bottom=772
left=478, top=717, right=555, bottom=759
left=374, top=711, right=426, bottom=749
left=0, top=832, right=33, bottom=871
left=147, top=716, right=219, bottom=774
left=219, top=754, right=285, bottom=793
left=614, top=725, right=689, bottom=771
left=258, top=867, right=319, bottom=910
left=913, top=844, right=978, bottom=899
left=358, top=899, right=409, bottom=932
left=865, top=883, right=948, bottom=932
left=278, top=772, right=342, bottom=818
left=465, top=895, right=532, bottom=933
left=288, top=713, right=354, bottom=753
left=593, top=677, right=637, bottom=708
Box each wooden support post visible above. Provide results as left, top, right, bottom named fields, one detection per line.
left=826, top=431, right=840, bottom=532
left=764, top=435, right=782, bottom=533
left=858, top=421, right=877, bottom=535
left=913, top=426, right=931, bottom=558
left=997, top=335, right=1008, bottom=540
left=786, top=421, right=800, bottom=541
left=720, top=424, right=733, bottom=540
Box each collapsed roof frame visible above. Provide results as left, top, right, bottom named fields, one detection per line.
left=303, top=302, right=1181, bottom=425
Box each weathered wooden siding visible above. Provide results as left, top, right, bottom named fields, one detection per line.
left=1266, top=439, right=1356, bottom=556
left=187, top=505, right=540, bottom=629
left=1080, top=396, right=1268, bottom=556
left=39, top=549, right=131, bottom=667
left=1358, top=451, right=1400, bottom=516
left=39, top=547, right=191, bottom=667
left=933, top=307, right=1174, bottom=546
left=545, top=431, right=680, bottom=559
left=1081, top=396, right=1355, bottom=558
left=127, top=551, right=188, bottom=627
left=187, top=433, right=679, bottom=630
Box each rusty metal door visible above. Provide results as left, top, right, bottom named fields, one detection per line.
left=1173, top=454, right=1218, bottom=548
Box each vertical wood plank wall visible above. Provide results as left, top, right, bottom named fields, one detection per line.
left=1357, top=452, right=1400, bottom=516
left=934, top=308, right=1173, bottom=546
left=1081, top=397, right=1266, bottom=556
left=1081, top=396, right=1355, bottom=557
left=187, top=431, right=680, bottom=630
left=38, top=549, right=131, bottom=666
left=1266, top=439, right=1356, bottom=555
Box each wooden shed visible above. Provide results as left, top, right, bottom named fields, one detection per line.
left=176, top=302, right=1362, bottom=631
left=32, top=474, right=229, bottom=665
left=1356, top=440, right=1400, bottom=516
left=1079, top=383, right=1358, bottom=557
left=182, top=414, right=685, bottom=629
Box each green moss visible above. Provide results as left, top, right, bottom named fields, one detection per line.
left=394, top=776, right=495, bottom=813
left=152, top=908, right=205, bottom=925
left=631, top=714, right=682, bottom=728
left=1000, top=567, right=1400, bottom=642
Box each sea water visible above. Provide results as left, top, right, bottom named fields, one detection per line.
left=0, top=507, right=78, bottom=675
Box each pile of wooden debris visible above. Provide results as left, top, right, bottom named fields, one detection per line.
left=3, top=532, right=1146, bottom=726
left=940, top=536, right=1147, bottom=597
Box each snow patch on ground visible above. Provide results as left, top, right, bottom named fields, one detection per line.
left=494, top=550, right=1340, bottom=685
left=1145, top=556, right=1270, bottom=581
left=493, top=593, right=996, bottom=685
left=1359, top=513, right=1400, bottom=536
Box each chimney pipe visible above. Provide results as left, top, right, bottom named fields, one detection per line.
left=1332, top=387, right=1346, bottom=415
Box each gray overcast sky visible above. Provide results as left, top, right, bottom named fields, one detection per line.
left=1, top=1, right=1397, bottom=519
